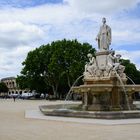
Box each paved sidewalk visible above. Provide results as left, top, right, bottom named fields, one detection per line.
left=25, top=109, right=140, bottom=125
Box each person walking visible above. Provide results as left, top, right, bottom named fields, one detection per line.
left=13, top=96, right=16, bottom=102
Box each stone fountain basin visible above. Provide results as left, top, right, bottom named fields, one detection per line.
left=39, top=104, right=140, bottom=119
left=72, top=84, right=140, bottom=94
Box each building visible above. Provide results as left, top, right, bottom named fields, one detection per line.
left=1, top=77, right=27, bottom=95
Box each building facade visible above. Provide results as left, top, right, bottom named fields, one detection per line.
left=1, top=77, right=27, bottom=95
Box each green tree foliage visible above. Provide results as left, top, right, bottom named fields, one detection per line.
left=17, top=39, right=95, bottom=97
left=121, top=59, right=140, bottom=84
left=0, top=82, right=8, bottom=93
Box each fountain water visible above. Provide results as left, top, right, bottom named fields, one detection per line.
left=127, top=76, right=135, bottom=85
left=126, top=75, right=138, bottom=101
left=62, top=74, right=83, bottom=109
left=114, top=71, right=130, bottom=110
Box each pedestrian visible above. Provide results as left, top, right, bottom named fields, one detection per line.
left=13, top=96, right=16, bottom=102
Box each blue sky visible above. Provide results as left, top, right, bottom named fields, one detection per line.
left=0, top=0, right=140, bottom=78
left=0, top=0, right=63, bottom=7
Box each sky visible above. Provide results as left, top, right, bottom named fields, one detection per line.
left=0, top=0, right=140, bottom=79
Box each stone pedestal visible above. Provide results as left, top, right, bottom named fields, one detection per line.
left=96, top=51, right=109, bottom=70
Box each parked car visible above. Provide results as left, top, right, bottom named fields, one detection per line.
left=20, top=92, right=34, bottom=99
left=9, top=93, right=19, bottom=98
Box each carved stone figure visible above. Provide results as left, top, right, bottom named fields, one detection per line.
left=96, top=18, right=111, bottom=51
left=106, top=50, right=115, bottom=75
left=114, top=54, right=126, bottom=78
left=84, top=53, right=97, bottom=76
left=106, top=52, right=125, bottom=78
left=113, top=54, right=122, bottom=71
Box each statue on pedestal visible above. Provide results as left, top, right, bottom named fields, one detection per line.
left=96, top=18, right=112, bottom=51
left=84, top=18, right=126, bottom=79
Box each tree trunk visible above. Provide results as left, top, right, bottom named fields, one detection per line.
left=52, top=85, right=58, bottom=98
left=67, top=75, right=71, bottom=88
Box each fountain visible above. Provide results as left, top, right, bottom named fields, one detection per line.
left=40, top=18, right=140, bottom=119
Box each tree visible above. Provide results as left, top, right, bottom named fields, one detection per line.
left=121, top=59, right=140, bottom=84
left=0, top=82, right=8, bottom=93
left=17, top=39, right=95, bottom=98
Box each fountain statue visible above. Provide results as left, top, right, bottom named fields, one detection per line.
left=96, top=17, right=111, bottom=51
left=40, top=18, right=140, bottom=119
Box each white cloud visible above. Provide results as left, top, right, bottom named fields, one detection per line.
left=105, top=18, right=140, bottom=51
left=0, top=46, right=33, bottom=78
left=0, top=21, right=44, bottom=48
left=64, top=0, right=140, bottom=14
left=0, top=0, right=139, bottom=25
left=0, top=4, right=76, bottom=25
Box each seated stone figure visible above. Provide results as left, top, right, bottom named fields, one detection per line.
left=113, top=54, right=122, bottom=70
left=106, top=50, right=115, bottom=75
left=106, top=51, right=126, bottom=78
left=84, top=53, right=97, bottom=77
left=114, top=54, right=126, bottom=78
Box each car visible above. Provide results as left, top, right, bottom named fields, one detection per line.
left=9, top=93, right=19, bottom=98
left=40, top=93, right=45, bottom=99
left=20, top=92, right=34, bottom=99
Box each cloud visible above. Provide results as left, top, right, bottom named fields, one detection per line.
left=0, top=46, right=33, bottom=78
left=0, top=0, right=139, bottom=25
left=0, top=3, right=75, bottom=25
left=0, top=21, right=44, bottom=48
left=64, top=0, right=140, bottom=14
left=105, top=17, right=140, bottom=51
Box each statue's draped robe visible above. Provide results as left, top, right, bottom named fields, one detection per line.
left=97, top=24, right=111, bottom=51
